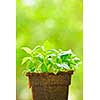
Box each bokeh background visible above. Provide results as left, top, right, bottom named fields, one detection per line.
left=16, top=0, right=83, bottom=100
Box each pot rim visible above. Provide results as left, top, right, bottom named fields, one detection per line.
left=26, top=70, right=74, bottom=77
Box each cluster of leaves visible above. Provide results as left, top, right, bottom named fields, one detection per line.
left=21, top=45, right=81, bottom=74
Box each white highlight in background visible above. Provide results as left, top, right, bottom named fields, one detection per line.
left=22, top=0, right=36, bottom=6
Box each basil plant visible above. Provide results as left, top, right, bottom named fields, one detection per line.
left=21, top=45, right=81, bottom=74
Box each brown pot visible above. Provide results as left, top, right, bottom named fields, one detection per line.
left=26, top=71, right=73, bottom=100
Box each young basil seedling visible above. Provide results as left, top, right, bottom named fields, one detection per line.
left=21, top=44, right=81, bottom=74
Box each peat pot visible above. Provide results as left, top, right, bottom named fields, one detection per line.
left=26, top=71, right=73, bottom=100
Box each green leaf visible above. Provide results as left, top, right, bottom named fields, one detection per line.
left=48, top=49, right=59, bottom=54
left=21, top=57, right=31, bottom=65
left=43, top=40, right=51, bottom=50
left=61, top=63, right=70, bottom=69
left=58, top=49, right=63, bottom=52
left=41, top=46, right=46, bottom=52
left=47, top=58, right=52, bottom=64
left=32, top=45, right=41, bottom=52
left=59, top=49, right=72, bottom=57
left=73, top=57, right=80, bottom=64
left=36, top=54, right=44, bottom=62
left=56, top=63, right=70, bottom=69
left=41, top=63, right=47, bottom=72
left=56, top=56, right=62, bottom=63
left=21, top=47, right=32, bottom=54
left=48, top=54, right=56, bottom=58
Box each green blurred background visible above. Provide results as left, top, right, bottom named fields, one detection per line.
left=16, top=0, right=83, bottom=100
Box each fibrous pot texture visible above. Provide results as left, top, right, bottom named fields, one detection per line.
left=26, top=71, right=73, bottom=100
